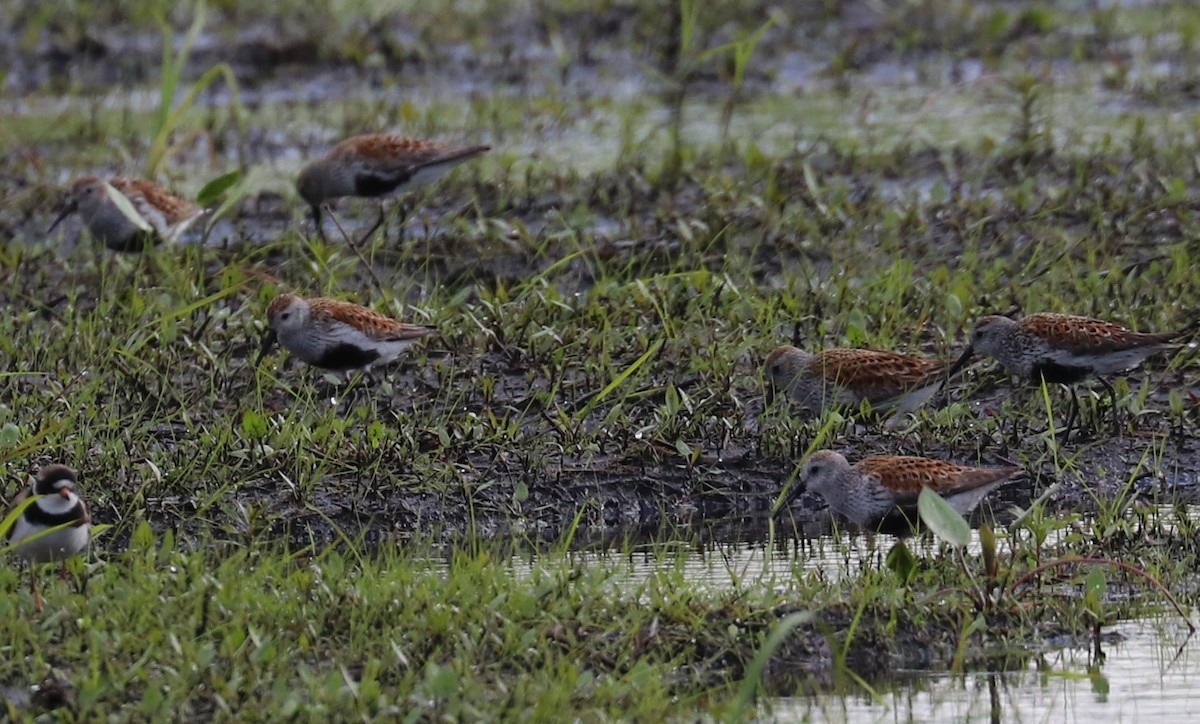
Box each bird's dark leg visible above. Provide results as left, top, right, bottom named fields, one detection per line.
left=312, top=204, right=328, bottom=242
left=1059, top=386, right=1080, bottom=443
left=395, top=201, right=412, bottom=245
left=1096, top=376, right=1120, bottom=436
left=1010, top=378, right=1032, bottom=442
left=337, top=202, right=384, bottom=249
left=339, top=370, right=370, bottom=409
left=377, top=202, right=387, bottom=239
left=354, top=205, right=385, bottom=249
left=314, top=369, right=339, bottom=402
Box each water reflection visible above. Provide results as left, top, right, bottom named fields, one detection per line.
left=774, top=618, right=1197, bottom=723
left=554, top=512, right=1057, bottom=588
left=509, top=505, right=1200, bottom=721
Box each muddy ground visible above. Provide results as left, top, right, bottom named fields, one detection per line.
left=3, top=1, right=1200, bottom=549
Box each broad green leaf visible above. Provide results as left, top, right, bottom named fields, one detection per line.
left=104, top=183, right=153, bottom=233
left=918, top=487, right=971, bottom=547
left=196, top=170, right=242, bottom=207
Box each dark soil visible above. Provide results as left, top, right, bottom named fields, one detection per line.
left=4, top=1, right=1200, bottom=551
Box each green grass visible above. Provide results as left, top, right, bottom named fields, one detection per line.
left=0, top=533, right=734, bottom=718
left=3, top=0, right=1200, bottom=719
left=2, top=513, right=1196, bottom=719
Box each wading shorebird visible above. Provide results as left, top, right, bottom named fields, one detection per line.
left=764, top=345, right=952, bottom=424
left=945, top=312, right=1196, bottom=437
left=296, top=133, right=491, bottom=238
left=5, top=464, right=91, bottom=612
left=47, top=176, right=206, bottom=252
left=256, top=293, right=436, bottom=379
left=795, top=450, right=1022, bottom=530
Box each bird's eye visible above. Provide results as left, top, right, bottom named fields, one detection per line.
left=280, top=312, right=290, bottom=320
left=771, top=363, right=782, bottom=375
left=806, top=465, right=819, bottom=477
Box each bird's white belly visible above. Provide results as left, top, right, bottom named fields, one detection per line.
left=9, top=520, right=90, bottom=564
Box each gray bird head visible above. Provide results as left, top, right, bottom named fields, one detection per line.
left=46, top=177, right=107, bottom=233
left=945, top=314, right=1017, bottom=382
left=798, top=450, right=849, bottom=502
left=966, top=315, right=1017, bottom=358
left=256, top=294, right=309, bottom=366
left=763, top=345, right=811, bottom=405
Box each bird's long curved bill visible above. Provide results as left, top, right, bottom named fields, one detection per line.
left=46, top=202, right=77, bottom=234
left=255, top=329, right=278, bottom=367
left=939, top=346, right=976, bottom=393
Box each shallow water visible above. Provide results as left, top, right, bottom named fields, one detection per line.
left=775, top=618, right=1198, bottom=722
left=517, top=507, right=1200, bottom=720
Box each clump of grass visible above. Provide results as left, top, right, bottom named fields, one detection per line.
left=1, top=533, right=733, bottom=717
left=145, top=2, right=243, bottom=179
left=4, top=502, right=1195, bottom=719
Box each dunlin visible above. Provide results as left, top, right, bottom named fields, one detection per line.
left=296, top=133, right=491, bottom=233
left=946, top=312, right=1194, bottom=435
left=5, top=464, right=91, bottom=612
left=47, top=175, right=206, bottom=251
left=764, top=345, right=950, bottom=421
left=796, top=450, right=1021, bottom=530
left=256, top=293, right=436, bottom=377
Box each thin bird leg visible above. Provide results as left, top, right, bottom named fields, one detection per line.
left=394, top=201, right=413, bottom=245
left=1096, top=375, right=1120, bottom=436
left=377, top=202, right=388, bottom=240
left=1060, top=385, right=1081, bottom=443
left=327, top=208, right=386, bottom=295
left=1009, top=379, right=1034, bottom=442
left=342, top=370, right=374, bottom=410
left=312, top=204, right=328, bottom=243
left=352, top=204, right=385, bottom=249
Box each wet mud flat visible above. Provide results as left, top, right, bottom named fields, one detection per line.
left=4, top=147, right=1200, bottom=548
left=129, top=295, right=1200, bottom=549
left=4, top=2, right=1200, bottom=718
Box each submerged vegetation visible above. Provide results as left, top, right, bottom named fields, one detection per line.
left=2, top=0, right=1200, bottom=719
